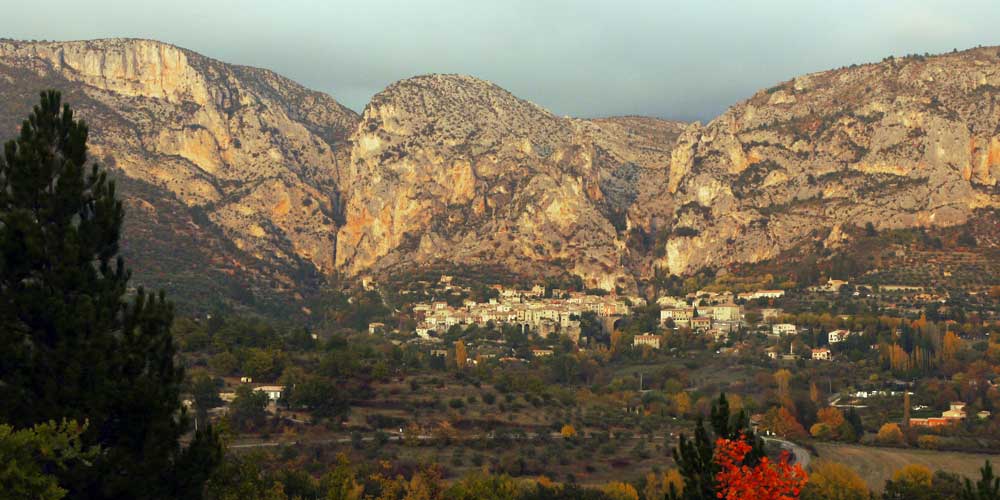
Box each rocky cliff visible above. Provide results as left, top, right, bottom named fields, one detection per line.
left=2, top=38, right=999, bottom=306
left=0, top=38, right=359, bottom=307
left=335, top=74, right=684, bottom=289
left=628, top=48, right=1000, bottom=277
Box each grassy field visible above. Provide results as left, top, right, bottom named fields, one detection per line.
left=813, top=442, right=1000, bottom=491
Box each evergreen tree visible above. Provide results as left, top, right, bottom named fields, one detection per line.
left=670, top=394, right=763, bottom=500
left=0, top=91, right=220, bottom=498
left=962, top=461, right=1000, bottom=500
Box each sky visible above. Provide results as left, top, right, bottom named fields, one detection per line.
left=3, top=0, right=999, bottom=122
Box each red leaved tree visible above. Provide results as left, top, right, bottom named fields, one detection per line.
left=714, top=436, right=807, bottom=500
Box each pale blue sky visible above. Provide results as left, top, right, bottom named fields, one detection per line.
left=3, top=0, right=999, bottom=121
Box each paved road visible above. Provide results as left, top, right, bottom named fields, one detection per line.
left=763, top=437, right=811, bottom=469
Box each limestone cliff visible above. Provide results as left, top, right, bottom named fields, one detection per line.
left=3, top=38, right=999, bottom=305
left=335, top=74, right=684, bottom=289
left=629, top=48, right=1000, bottom=277
left=0, top=38, right=359, bottom=302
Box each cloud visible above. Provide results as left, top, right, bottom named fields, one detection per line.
left=1, top=0, right=998, bottom=122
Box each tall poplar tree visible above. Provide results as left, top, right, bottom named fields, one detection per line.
left=0, top=91, right=219, bottom=499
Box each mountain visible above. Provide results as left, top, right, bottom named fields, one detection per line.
left=629, top=48, right=1000, bottom=278
left=336, top=74, right=685, bottom=290
left=0, top=38, right=359, bottom=311
left=1, top=38, right=998, bottom=311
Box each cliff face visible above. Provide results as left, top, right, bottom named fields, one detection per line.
left=629, top=48, right=1000, bottom=277
left=0, top=38, right=359, bottom=300
left=2, top=38, right=999, bottom=305
left=335, top=74, right=684, bottom=289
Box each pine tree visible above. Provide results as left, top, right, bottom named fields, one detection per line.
left=670, top=394, right=764, bottom=500
left=0, top=91, right=220, bottom=498
left=961, top=461, right=1000, bottom=500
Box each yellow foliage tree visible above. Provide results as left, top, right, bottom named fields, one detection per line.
left=941, top=331, right=961, bottom=362
left=876, top=423, right=905, bottom=445
left=560, top=424, right=577, bottom=439
left=454, top=341, right=467, bottom=370
left=801, top=460, right=869, bottom=500
left=643, top=470, right=684, bottom=499
left=601, top=481, right=639, bottom=500
left=892, top=464, right=933, bottom=488
left=817, top=406, right=845, bottom=429
left=774, top=369, right=792, bottom=403
left=673, top=392, right=692, bottom=416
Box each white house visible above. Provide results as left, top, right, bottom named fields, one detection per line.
left=253, top=385, right=285, bottom=401
left=771, top=323, right=797, bottom=336
left=633, top=334, right=661, bottom=349
left=811, top=348, right=832, bottom=361
left=828, top=329, right=850, bottom=344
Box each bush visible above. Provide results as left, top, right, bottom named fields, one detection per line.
left=448, top=398, right=465, bottom=409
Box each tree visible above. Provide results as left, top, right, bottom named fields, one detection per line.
left=774, top=369, right=793, bottom=405
left=713, top=436, right=807, bottom=500
left=229, top=385, right=269, bottom=432
left=560, top=424, right=577, bottom=439
left=801, top=460, right=868, bottom=500
left=0, top=91, right=220, bottom=498
left=761, top=407, right=808, bottom=440
left=962, top=461, right=1000, bottom=500
left=876, top=423, right=905, bottom=446
left=0, top=420, right=97, bottom=500
left=454, top=340, right=468, bottom=370
left=882, top=464, right=934, bottom=500
left=602, top=481, right=639, bottom=500
left=671, top=394, right=764, bottom=500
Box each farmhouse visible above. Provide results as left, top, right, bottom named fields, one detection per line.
left=771, top=323, right=797, bottom=336
left=633, top=334, right=661, bottom=349
left=828, top=329, right=850, bottom=344
left=811, top=348, right=832, bottom=361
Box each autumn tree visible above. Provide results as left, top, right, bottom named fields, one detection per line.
left=602, top=481, right=639, bottom=500
left=713, top=435, right=807, bottom=500
left=774, top=369, right=793, bottom=407
left=882, top=464, right=933, bottom=499
left=800, top=460, right=868, bottom=500
left=644, top=469, right=684, bottom=500
left=454, top=340, right=468, bottom=370
left=876, top=423, right=905, bottom=446
left=762, top=407, right=808, bottom=440
left=671, top=394, right=764, bottom=500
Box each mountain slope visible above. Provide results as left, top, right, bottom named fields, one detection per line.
left=0, top=38, right=359, bottom=310
left=628, top=47, right=1000, bottom=277
left=336, top=74, right=685, bottom=289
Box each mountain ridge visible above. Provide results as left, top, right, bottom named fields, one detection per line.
left=2, top=38, right=998, bottom=312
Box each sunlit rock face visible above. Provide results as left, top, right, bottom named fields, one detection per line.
left=629, top=48, right=1000, bottom=277
left=336, top=74, right=685, bottom=290
left=0, top=38, right=359, bottom=282
left=3, top=39, right=998, bottom=296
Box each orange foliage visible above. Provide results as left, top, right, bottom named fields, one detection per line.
left=714, top=436, right=808, bottom=500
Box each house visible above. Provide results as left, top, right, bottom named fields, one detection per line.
left=368, top=322, right=386, bottom=335
left=633, top=334, right=661, bottom=349
left=811, top=348, right=832, bottom=361
left=910, top=402, right=968, bottom=427
left=828, top=329, right=850, bottom=344
left=661, top=308, right=694, bottom=327
left=415, top=324, right=432, bottom=339
left=771, top=323, right=797, bottom=336
left=691, top=317, right=712, bottom=331
left=942, top=402, right=967, bottom=420
left=239, top=376, right=253, bottom=383
left=810, top=279, right=849, bottom=293
left=531, top=348, right=554, bottom=357
left=702, top=304, right=742, bottom=322
left=253, top=385, right=284, bottom=401
left=765, top=346, right=780, bottom=360
left=430, top=349, right=449, bottom=357
left=754, top=290, right=785, bottom=299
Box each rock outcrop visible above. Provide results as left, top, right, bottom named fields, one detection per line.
left=629, top=48, right=1000, bottom=277
left=3, top=38, right=999, bottom=305
left=0, top=38, right=359, bottom=301
left=335, top=74, right=684, bottom=289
